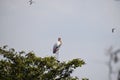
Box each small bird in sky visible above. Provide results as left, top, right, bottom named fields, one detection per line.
left=114, top=55, right=118, bottom=63
left=53, top=37, right=62, bottom=61
left=29, top=0, right=34, bottom=5
left=112, top=28, right=115, bottom=33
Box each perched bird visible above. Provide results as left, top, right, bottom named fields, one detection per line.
left=112, top=28, right=115, bottom=33
left=53, top=37, right=62, bottom=54
left=53, top=37, right=62, bottom=61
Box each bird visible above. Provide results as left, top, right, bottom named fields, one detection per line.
left=53, top=37, right=62, bottom=54
left=29, top=0, right=34, bottom=5
left=118, top=70, right=120, bottom=80
left=112, top=28, right=115, bottom=33
left=53, top=37, right=62, bottom=62
left=114, top=54, right=118, bottom=63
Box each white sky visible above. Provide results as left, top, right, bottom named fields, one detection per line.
left=0, top=0, right=120, bottom=80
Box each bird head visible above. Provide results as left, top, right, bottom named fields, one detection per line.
left=58, top=37, right=61, bottom=41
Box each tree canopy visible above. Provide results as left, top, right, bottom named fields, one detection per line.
left=0, top=45, right=87, bottom=80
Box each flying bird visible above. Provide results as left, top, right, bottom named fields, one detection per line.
left=29, top=0, right=34, bottom=5
left=114, top=55, right=118, bottom=63
left=117, top=70, right=120, bottom=80
left=112, top=28, right=115, bottom=33
left=53, top=37, right=62, bottom=61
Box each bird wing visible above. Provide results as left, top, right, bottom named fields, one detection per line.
left=112, top=28, right=115, bottom=33
left=53, top=43, right=58, bottom=53
left=53, top=42, right=61, bottom=53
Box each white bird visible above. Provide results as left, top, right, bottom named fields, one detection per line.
left=53, top=37, right=62, bottom=61
left=53, top=37, right=62, bottom=54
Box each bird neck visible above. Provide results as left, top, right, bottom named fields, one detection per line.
left=59, top=40, right=62, bottom=45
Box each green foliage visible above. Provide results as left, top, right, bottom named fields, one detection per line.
left=0, top=45, right=85, bottom=80
left=82, top=78, right=89, bottom=80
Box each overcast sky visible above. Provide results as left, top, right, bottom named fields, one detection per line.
left=0, top=0, right=120, bottom=80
